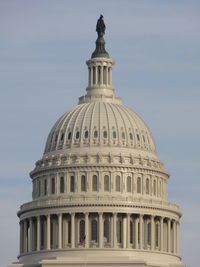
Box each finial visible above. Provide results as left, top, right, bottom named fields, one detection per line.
left=91, top=15, right=109, bottom=59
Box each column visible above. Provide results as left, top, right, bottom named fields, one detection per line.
left=95, top=66, right=98, bottom=85
left=126, top=214, right=130, bottom=248
left=99, top=212, right=103, bottom=248
left=173, top=220, right=176, bottom=254
left=46, top=214, right=50, bottom=250
left=139, top=214, right=143, bottom=249
left=71, top=213, right=75, bottom=248
left=110, top=67, right=112, bottom=85
left=37, top=216, right=40, bottom=251
left=88, top=67, right=91, bottom=86
left=100, top=65, right=103, bottom=85
left=85, top=213, right=89, bottom=248
left=122, top=215, right=127, bottom=248
left=177, top=222, right=180, bottom=255
left=113, top=213, right=117, bottom=248
left=151, top=215, right=155, bottom=250
left=167, top=218, right=171, bottom=253
left=19, top=221, right=23, bottom=254
left=160, top=217, right=164, bottom=251
left=58, top=213, right=62, bottom=249
left=135, top=217, right=138, bottom=249
left=29, top=218, right=33, bottom=252
left=23, top=220, right=27, bottom=253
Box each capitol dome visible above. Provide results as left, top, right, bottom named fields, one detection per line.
left=9, top=16, right=185, bottom=267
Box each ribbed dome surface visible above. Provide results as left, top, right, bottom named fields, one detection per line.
left=44, top=102, right=156, bottom=156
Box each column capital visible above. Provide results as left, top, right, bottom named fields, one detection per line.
left=98, top=212, right=103, bottom=216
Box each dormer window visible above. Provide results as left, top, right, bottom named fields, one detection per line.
left=60, top=133, right=64, bottom=141
left=68, top=132, right=71, bottom=140
left=94, top=130, right=98, bottom=139
left=122, top=132, right=125, bottom=140
left=113, top=131, right=117, bottom=139
left=137, top=134, right=140, bottom=141
left=76, top=131, right=80, bottom=139
left=129, top=132, right=133, bottom=140
left=84, top=130, right=89, bottom=139
left=103, top=130, right=107, bottom=138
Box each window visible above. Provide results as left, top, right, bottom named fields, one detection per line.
left=81, top=175, right=86, bottom=192
left=155, top=223, right=159, bottom=247
left=129, top=132, right=133, bottom=140
left=103, top=130, right=107, bottom=138
left=44, top=179, right=47, bottom=195
left=104, top=219, right=109, bottom=243
left=127, top=176, right=131, bottom=193
left=79, top=220, right=85, bottom=242
left=70, top=176, right=75, bottom=192
left=122, top=132, right=125, bottom=140
left=60, top=133, right=64, bottom=141
left=137, top=134, right=140, bottom=141
left=130, top=221, right=133, bottom=243
left=113, top=131, right=117, bottom=139
left=116, top=175, right=120, bottom=192
left=104, top=175, right=110, bottom=191
left=91, top=219, right=98, bottom=242
left=84, top=130, right=88, bottom=139
left=94, top=130, right=98, bottom=138
left=117, top=219, right=122, bottom=243
left=60, top=176, right=64, bottom=193
left=153, top=180, right=156, bottom=196
left=76, top=131, right=80, bottom=139
left=51, top=178, right=55, bottom=194
left=146, top=179, right=149, bottom=194
left=147, top=222, right=151, bottom=246
left=68, top=132, right=71, bottom=140
left=92, top=175, right=98, bottom=191
left=68, top=221, right=71, bottom=243
left=137, top=177, right=141, bottom=194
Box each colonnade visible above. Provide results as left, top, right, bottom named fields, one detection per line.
left=19, top=212, right=179, bottom=256
left=88, top=65, right=112, bottom=87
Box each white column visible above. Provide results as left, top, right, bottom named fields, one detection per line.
left=58, top=213, right=62, bottom=249
left=46, top=214, right=50, bottom=250
left=173, top=220, right=176, bottom=254
left=19, top=221, right=23, bottom=254
left=88, top=67, right=91, bottom=86
left=139, top=214, right=143, bottom=249
left=110, top=67, right=112, bottom=85
left=29, top=218, right=33, bottom=252
left=99, top=212, right=103, bottom=248
left=113, top=213, right=117, bottom=248
left=135, top=217, right=138, bottom=249
left=160, top=217, right=164, bottom=251
left=177, top=222, right=180, bottom=255
left=151, top=215, right=155, bottom=250
left=71, top=213, right=75, bottom=248
left=123, top=216, right=127, bottom=248
left=23, top=220, right=27, bottom=253
left=95, top=66, right=98, bottom=85
left=37, top=216, right=40, bottom=251
left=126, top=214, right=130, bottom=248
left=106, top=66, right=108, bottom=85
left=167, top=218, right=171, bottom=253
left=85, top=213, right=89, bottom=248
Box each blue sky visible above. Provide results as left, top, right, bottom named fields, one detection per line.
left=0, top=1, right=199, bottom=266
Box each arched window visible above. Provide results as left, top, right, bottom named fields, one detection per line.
left=84, top=130, right=88, bottom=139
left=92, top=175, right=98, bottom=191
left=104, top=175, right=110, bottom=191
left=103, top=130, right=107, bottom=138
left=115, top=175, right=121, bottom=192
left=104, top=219, right=109, bottom=243
left=117, top=219, right=122, bottom=243
left=70, top=176, right=75, bottom=192
left=153, top=180, right=156, bottom=196
left=68, top=132, right=71, bottom=140
left=147, top=222, right=151, bottom=246
left=91, top=219, right=98, bottom=242
left=146, top=178, right=149, bottom=194
left=113, top=131, right=117, bottom=139
left=127, top=176, right=131, bottom=193
left=79, top=220, right=85, bottom=243
left=94, top=130, right=98, bottom=139
left=81, top=175, right=86, bottom=192
left=137, top=177, right=141, bottom=194
left=60, top=176, right=64, bottom=193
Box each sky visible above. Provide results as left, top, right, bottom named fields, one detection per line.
left=0, top=0, right=199, bottom=266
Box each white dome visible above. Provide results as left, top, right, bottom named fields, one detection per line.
left=44, top=102, right=156, bottom=157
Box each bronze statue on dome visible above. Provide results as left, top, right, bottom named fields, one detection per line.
left=96, top=15, right=106, bottom=37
